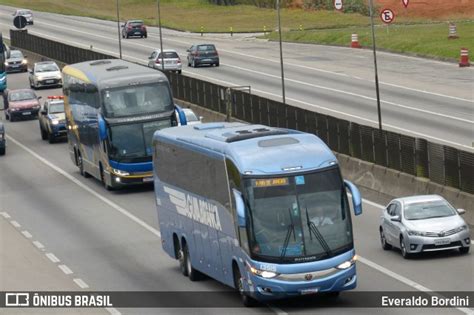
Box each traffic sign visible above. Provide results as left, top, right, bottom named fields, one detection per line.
left=13, top=15, right=27, bottom=29
left=402, top=0, right=409, bottom=8
left=334, top=0, right=343, bottom=11
left=380, top=8, right=395, bottom=24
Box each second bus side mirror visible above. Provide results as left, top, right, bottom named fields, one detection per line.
left=98, top=115, right=107, bottom=141
left=233, top=189, right=246, bottom=227
left=344, top=180, right=362, bottom=216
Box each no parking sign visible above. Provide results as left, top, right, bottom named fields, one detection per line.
left=380, top=8, right=395, bottom=24
left=334, top=0, right=343, bottom=11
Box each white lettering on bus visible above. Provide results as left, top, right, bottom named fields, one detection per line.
left=164, top=186, right=222, bottom=231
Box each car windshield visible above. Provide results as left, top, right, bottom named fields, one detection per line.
left=9, top=91, right=35, bottom=101
left=107, top=119, right=171, bottom=163
left=404, top=200, right=457, bottom=220
left=10, top=51, right=23, bottom=59
left=159, top=52, right=179, bottom=59
left=197, top=45, right=216, bottom=51
left=36, top=64, right=59, bottom=72
left=243, top=167, right=353, bottom=263
left=49, top=103, right=64, bottom=114
left=102, top=83, right=173, bottom=118
left=18, top=10, right=31, bottom=15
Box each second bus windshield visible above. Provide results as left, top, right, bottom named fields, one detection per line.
left=244, top=167, right=353, bottom=263
left=102, top=83, right=173, bottom=118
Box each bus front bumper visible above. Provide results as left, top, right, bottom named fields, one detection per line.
left=245, top=264, right=357, bottom=301
left=107, top=172, right=154, bottom=188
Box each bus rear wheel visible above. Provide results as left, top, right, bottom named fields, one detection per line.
left=182, top=243, right=201, bottom=281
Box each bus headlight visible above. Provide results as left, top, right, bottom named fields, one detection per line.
left=246, top=262, right=279, bottom=279
left=336, top=255, right=357, bottom=270
left=112, top=168, right=130, bottom=176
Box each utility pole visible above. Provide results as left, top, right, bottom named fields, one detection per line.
left=116, top=0, right=122, bottom=59
left=157, top=0, right=165, bottom=70
left=276, top=0, right=286, bottom=104
left=369, top=0, right=382, bottom=130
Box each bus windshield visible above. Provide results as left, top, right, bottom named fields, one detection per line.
left=243, top=167, right=353, bottom=263
left=102, top=83, right=173, bottom=118
left=107, top=119, right=171, bottom=163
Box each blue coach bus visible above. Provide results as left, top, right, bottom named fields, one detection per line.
left=153, top=122, right=362, bottom=305
left=63, top=59, right=186, bottom=190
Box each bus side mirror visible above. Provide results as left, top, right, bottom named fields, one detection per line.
left=98, top=115, right=107, bottom=141
left=344, top=180, right=362, bottom=216
left=233, top=189, right=246, bottom=227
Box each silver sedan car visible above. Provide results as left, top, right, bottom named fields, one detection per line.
left=147, top=49, right=182, bottom=73
left=379, top=195, right=470, bottom=258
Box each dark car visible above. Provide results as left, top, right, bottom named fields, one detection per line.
left=39, top=96, right=67, bottom=143
left=187, top=44, right=219, bottom=68
left=122, top=20, right=147, bottom=38
left=5, top=50, right=28, bottom=73
left=4, top=89, right=41, bottom=122
left=0, top=122, right=5, bottom=155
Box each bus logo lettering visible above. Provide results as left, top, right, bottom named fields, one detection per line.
left=164, top=186, right=222, bottom=231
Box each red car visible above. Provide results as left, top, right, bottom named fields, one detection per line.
left=4, top=89, right=41, bottom=122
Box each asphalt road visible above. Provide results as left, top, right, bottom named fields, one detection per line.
left=0, top=6, right=472, bottom=151
left=0, top=65, right=472, bottom=315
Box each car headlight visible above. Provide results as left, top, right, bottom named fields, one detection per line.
left=10, top=108, right=19, bottom=112
left=22, top=59, right=27, bottom=64
left=456, top=225, right=468, bottom=233
left=51, top=119, right=59, bottom=125
left=336, top=255, right=357, bottom=270
left=112, top=168, right=130, bottom=176
left=246, top=262, right=279, bottom=279
left=407, top=230, right=427, bottom=236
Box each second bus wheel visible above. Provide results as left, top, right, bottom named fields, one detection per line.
left=182, top=243, right=202, bottom=281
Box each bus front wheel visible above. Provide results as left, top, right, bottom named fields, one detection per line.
left=233, top=266, right=257, bottom=307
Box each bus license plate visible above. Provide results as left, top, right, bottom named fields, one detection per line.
left=143, top=177, right=153, bottom=183
left=300, top=287, right=319, bottom=295
left=22, top=111, right=31, bottom=115
left=434, top=238, right=450, bottom=246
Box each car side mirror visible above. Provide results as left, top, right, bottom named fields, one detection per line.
left=233, top=189, right=246, bottom=227
left=457, top=208, right=466, bottom=215
left=186, top=49, right=190, bottom=52
left=40, top=109, right=47, bottom=115
left=199, top=116, right=204, bottom=122
left=37, top=96, right=42, bottom=100
left=390, top=215, right=401, bottom=222
left=344, top=180, right=362, bottom=216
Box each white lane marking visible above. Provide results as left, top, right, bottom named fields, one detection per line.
left=6, top=135, right=162, bottom=239
left=58, top=264, right=73, bottom=275
left=21, top=230, right=33, bottom=239
left=0, top=212, right=11, bottom=219
left=221, top=62, right=473, bottom=124
left=188, top=72, right=474, bottom=151
left=10, top=220, right=21, bottom=228
left=73, top=278, right=89, bottom=289
left=7, top=131, right=472, bottom=314
left=33, top=240, right=45, bottom=250
left=106, top=307, right=122, bottom=315
left=358, top=256, right=474, bottom=315
left=268, top=306, right=288, bottom=315
left=46, top=253, right=61, bottom=263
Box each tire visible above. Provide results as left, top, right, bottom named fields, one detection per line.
left=380, top=228, right=392, bottom=250
left=192, top=59, right=196, bottom=68
left=400, top=236, right=411, bottom=259
left=0, top=147, right=5, bottom=156
left=215, top=62, right=220, bottom=67
left=182, top=243, right=201, bottom=281
left=48, top=132, right=55, bottom=144
left=5, top=113, right=9, bottom=121
left=100, top=166, right=112, bottom=191
left=40, top=126, right=47, bottom=140
left=177, top=70, right=182, bottom=74
left=233, top=266, right=256, bottom=307
left=10, top=115, right=16, bottom=122
left=187, top=59, right=191, bottom=67
left=78, top=153, right=91, bottom=178
left=126, top=34, right=129, bottom=39
left=144, top=33, right=147, bottom=38
left=459, top=247, right=470, bottom=254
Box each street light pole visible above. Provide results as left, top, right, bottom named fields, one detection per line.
left=157, top=0, right=165, bottom=71
left=116, top=0, right=122, bottom=59
left=276, top=0, right=286, bottom=104
left=368, top=0, right=382, bottom=131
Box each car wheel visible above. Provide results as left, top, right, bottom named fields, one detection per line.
left=48, top=132, right=55, bottom=144
left=126, top=34, right=129, bottom=39
left=40, top=126, right=47, bottom=140
left=182, top=243, right=202, bottom=281
left=177, top=70, right=182, bottom=74
left=380, top=228, right=392, bottom=250
left=10, top=115, right=16, bottom=122
left=192, top=59, right=196, bottom=68
left=0, top=147, right=5, bottom=156
left=5, top=112, right=9, bottom=121
left=215, top=62, right=220, bottom=67
left=144, top=33, right=147, bottom=38
left=400, top=236, right=411, bottom=259
left=233, top=266, right=256, bottom=307
left=459, top=247, right=470, bottom=254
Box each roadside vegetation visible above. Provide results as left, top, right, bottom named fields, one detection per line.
left=1, top=0, right=472, bottom=60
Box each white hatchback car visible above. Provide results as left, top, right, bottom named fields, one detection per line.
left=147, top=49, right=182, bottom=74
left=380, top=195, right=470, bottom=258
left=28, top=61, right=62, bottom=89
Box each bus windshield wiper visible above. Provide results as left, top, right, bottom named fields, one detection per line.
left=305, top=207, right=332, bottom=257
left=280, top=208, right=296, bottom=260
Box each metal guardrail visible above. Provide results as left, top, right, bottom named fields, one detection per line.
left=11, top=29, right=474, bottom=194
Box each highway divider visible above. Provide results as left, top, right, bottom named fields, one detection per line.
left=10, top=29, right=473, bottom=224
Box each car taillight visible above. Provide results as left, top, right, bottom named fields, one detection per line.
left=155, top=59, right=161, bottom=64
left=177, top=58, right=181, bottom=64
left=141, top=25, right=146, bottom=30
left=128, top=25, right=132, bottom=30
